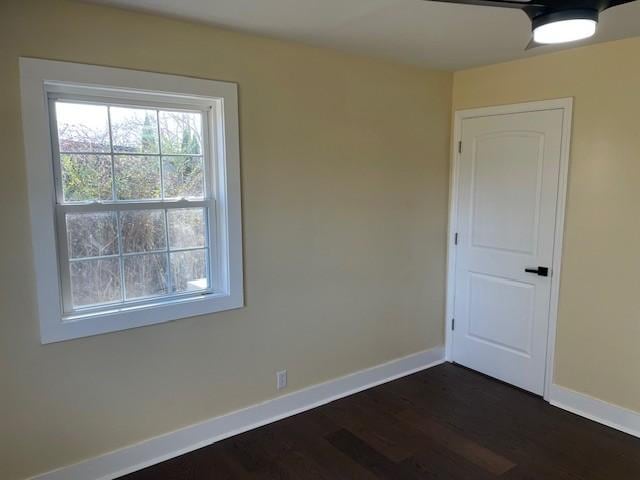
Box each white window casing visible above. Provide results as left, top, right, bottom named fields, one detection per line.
left=20, top=58, right=243, bottom=343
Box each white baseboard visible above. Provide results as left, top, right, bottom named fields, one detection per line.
left=31, top=346, right=445, bottom=480
left=549, top=384, right=640, bottom=439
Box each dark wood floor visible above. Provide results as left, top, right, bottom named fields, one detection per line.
left=120, top=363, right=640, bottom=479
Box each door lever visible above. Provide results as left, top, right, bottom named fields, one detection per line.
left=525, top=266, right=549, bottom=277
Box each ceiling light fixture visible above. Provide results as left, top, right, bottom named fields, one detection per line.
left=532, top=9, right=599, bottom=44
left=427, top=1, right=627, bottom=50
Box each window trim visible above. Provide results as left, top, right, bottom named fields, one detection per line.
left=20, top=58, right=244, bottom=344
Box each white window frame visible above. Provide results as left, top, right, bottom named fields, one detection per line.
left=20, top=58, right=244, bottom=344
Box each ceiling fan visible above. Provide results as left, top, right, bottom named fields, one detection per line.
left=428, top=1, right=636, bottom=48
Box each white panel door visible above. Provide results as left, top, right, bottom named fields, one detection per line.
left=453, top=109, right=564, bottom=395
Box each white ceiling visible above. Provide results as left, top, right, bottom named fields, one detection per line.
left=90, top=0, right=640, bottom=70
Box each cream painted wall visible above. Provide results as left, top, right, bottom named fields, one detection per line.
left=453, top=36, right=640, bottom=415
left=0, top=1, right=452, bottom=478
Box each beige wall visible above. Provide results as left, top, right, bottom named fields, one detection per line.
left=0, top=1, right=452, bottom=478
left=454, top=37, right=640, bottom=414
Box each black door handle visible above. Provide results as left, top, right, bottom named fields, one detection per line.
left=525, top=266, right=549, bottom=277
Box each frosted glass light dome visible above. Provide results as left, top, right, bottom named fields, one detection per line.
left=533, top=18, right=597, bottom=44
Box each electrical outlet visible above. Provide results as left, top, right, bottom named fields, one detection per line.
left=276, top=370, right=287, bottom=391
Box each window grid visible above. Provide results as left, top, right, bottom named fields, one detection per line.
left=51, top=98, right=214, bottom=314
left=156, top=108, right=173, bottom=295
left=106, top=105, right=126, bottom=303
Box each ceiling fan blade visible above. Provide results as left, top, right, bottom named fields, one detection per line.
left=427, top=0, right=638, bottom=50
left=605, top=0, right=636, bottom=8
left=427, top=0, right=637, bottom=14
left=426, top=0, right=539, bottom=8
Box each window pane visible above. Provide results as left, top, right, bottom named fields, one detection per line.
left=168, top=208, right=205, bottom=249
left=114, top=155, right=161, bottom=200
left=66, top=212, right=118, bottom=259
left=162, top=156, right=204, bottom=199
left=110, top=107, right=159, bottom=154
left=120, top=210, right=166, bottom=253
left=61, top=154, right=113, bottom=202
left=56, top=102, right=111, bottom=153
left=171, top=249, right=207, bottom=293
left=70, top=258, right=121, bottom=307
left=159, top=111, right=202, bottom=155
left=124, top=253, right=168, bottom=300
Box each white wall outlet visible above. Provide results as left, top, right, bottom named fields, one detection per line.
left=276, top=370, right=287, bottom=391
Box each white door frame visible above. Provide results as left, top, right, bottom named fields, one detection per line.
left=444, top=98, right=573, bottom=401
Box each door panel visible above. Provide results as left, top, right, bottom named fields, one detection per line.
left=471, top=132, right=543, bottom=254
left=467, top=273, right=535, bottom=356
left=453, top=109, right=564, bottom=395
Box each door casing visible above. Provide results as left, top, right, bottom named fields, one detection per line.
left=444, top=98, right=573, bottom=401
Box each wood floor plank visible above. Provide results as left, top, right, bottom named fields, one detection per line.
left=120, top=363, right=640, bottom=480
left=325, top=428, right=424, bottom=480
left=271, top=414, right=380, bottom=480
left=401, top=449, right=495, bottom=480
left=397, top=408, right=516, bottom=475
left=316, top=394, right=421, bottom=462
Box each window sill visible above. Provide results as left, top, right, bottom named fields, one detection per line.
left=42, top=291, right=244, bottom=344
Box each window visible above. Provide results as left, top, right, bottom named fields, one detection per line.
left=54, top=100, right=211, bottom=311
left=20, top=58, right=243, bottom=343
